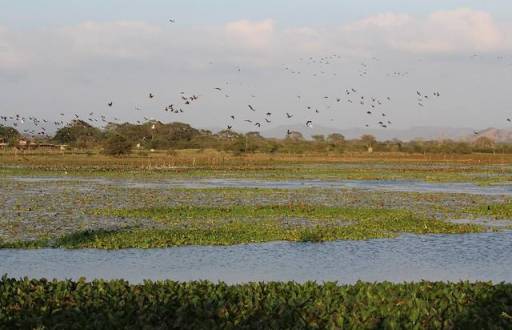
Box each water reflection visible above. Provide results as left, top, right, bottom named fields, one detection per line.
left=1, top=232, right=511, bottom=283
left=11, top=176, right=512, bottom=195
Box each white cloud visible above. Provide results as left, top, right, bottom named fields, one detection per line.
left=343, top=8, right=508, bottom=54
left=224, top=19, right=275, bottom=50
left=0, top=26, right=29, bottom=69
left=60, top=21, right=163, bottom=59
left=2, top=9, right=510, bottom=75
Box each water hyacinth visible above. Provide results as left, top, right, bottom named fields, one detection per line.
left=1, top=277, right=511, bottom=329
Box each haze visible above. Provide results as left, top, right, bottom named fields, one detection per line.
left=1, top=0, right=512, bottom=134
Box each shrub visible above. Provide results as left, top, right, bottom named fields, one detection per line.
left=103, top=134, right=132, bottom=156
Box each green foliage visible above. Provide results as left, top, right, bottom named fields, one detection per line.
left=1, top=277, right=511, bottom=329
left=107, top=121, right=203, bottom=149
left=466, top=202, right=512, bottom=219
left=102, top=133, right=132, bottom=156
left=53, top=120, right=102, bottom=147
left=17, top=118, right=510, bottom=154
left=0, top=125, right=20, bottom=144
left=0, top=205, right=481, bottom=249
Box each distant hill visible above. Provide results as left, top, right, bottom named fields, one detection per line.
left=468, top=128, right=512, bottom=143
left=260, top=124, right=476, bottom=141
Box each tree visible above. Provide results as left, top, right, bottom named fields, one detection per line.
left=360, top=134, right=376, bottom=147
left=327, top=133, right=345, bottom=153
left=286, top=131, right=304, bottom=141
left=474, top=136, right=495, bottom=150
left=327, top=133, right=345, bottom=145
left=53, top=120, right=102, bottom=147
left=103, top=134, right=132, bottom=156
left=312, top=135, right=325, bottom=142
left=0, top=125, right=21, bottom=144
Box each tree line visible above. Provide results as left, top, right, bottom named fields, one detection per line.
left=0, top=120, right=506, bottom=155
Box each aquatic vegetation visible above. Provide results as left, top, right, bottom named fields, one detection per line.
left=2, top=152, right=512, bottom=185
left=41, top=205, right=480, bottom=249
left=465, top=202, right=512, bottom=220
left=1, top=277, right=511, bottom=329
left=0, top=173, right=498, bottom=248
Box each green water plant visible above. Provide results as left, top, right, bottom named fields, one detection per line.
left=1, top=277, right=511, bottom=329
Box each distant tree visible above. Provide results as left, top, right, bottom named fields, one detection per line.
left=0, top=125, right=21, bottom=144
left=327, top=133, right=345, bottom=145
left=103, top=134, right=132, bottom=156
left=474, top=136, right=495, bottom=149
left=326, top=133, right=345, bottom=153
left=286, top=131, right=304, bottom=141
left=216, top=129, right=242, bottom=140
left=312, top=134, right=325, bottom=142
left=53, top=120, right=102, bottom=147
left=246, top=132, right=263, bottom=139
left=360, top=134, right=376, bottom=147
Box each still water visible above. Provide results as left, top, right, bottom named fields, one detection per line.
left=11, top=176, right=512, bottom=195
left=1, top=232, right=511, bottom=284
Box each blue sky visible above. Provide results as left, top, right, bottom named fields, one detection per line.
left=1, top=1, right=512, bottom=134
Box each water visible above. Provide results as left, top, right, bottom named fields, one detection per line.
left=1, top=232, right=511, bottom=283
left=10, top=176, right=512, bottom=195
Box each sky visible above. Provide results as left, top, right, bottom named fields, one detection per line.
left=1, top=1, right=512, bottom=135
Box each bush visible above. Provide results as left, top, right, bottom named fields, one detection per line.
left=1, top=277, right=511, bottom=329
left=103, top=134, right=132, bottom=156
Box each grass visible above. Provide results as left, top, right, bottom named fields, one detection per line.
left=2, top=150, right=512, bottom=184
left=0, top=205, right=483, bottom=249
left=465, top=202, right=512, bottom=219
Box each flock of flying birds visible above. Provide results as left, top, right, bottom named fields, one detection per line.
left=2, top=18, right=512, bottom=140
left=0, top=83, right=445, bottom=138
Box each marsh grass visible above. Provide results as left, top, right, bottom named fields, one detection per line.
left=1, top=150, right=512, bottom=185
left=465, top=202, right=512, bottom=219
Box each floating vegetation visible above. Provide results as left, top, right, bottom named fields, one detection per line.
left=1, top=277, right=511, bottom=329
left=0, top=205, right=483, bottom=249
left=466, top=202, right=512, bottom=220
left=0, top=163, right=509, bottom=248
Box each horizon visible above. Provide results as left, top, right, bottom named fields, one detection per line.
left=3, top=117, right=510, bottom=143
